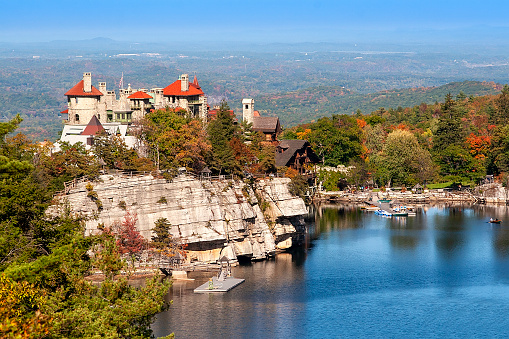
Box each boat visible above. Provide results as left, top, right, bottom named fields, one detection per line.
left=362, top=205, right=380, bottom=211
left=392, top=212, right=408, bottom=217
left=489, top=219, right=502, bottom=224
left=378, top=199, right=392, bottom=203
left=375, top=209, right=393, bottom=217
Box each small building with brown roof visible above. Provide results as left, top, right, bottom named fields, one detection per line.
left=242, top=98, right=281, bottom=142
left=276, top=139, right=320, bottom=173
left=253, top=116, right=281, bottom=142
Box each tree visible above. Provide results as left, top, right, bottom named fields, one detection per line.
left=494, top=84, right=509, bottom=124
left=115, top=211, right=145, bottom=265
left=433, top=93, right=464, bottom=151
left=141, top=108, right=210, bottom=173
left=207, top=100, right=238, bottom=174
left=151, top=218, right=172, bottom=250
left=371, top=129, right=435, bottom=186
left=306, top=115, right=363, bottom=166
left=92, top=133, right=148, bottom=171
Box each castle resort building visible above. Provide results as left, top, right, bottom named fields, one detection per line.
left=62, top=72, right=208, bottom=126
left=57, top=72, right=208, bottom=151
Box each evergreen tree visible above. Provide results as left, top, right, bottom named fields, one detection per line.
left=207, top=100, right=238, bottom=174
left=151, top=218, right=172, bottom=249
left=433, top=93, right=464, bottom=151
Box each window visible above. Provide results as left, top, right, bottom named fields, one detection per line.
left=97, top=114, right=100, bottom=121
left=75, top=114, right=80, bottom=122
left=245, top=104, right=248, bottom=109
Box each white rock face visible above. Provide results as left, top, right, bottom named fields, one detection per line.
left=50, top=174, right=307, bottom=262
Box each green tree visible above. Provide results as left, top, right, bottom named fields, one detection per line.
left=142, top=108, right=211, bottom=172
left=207, top=100, right=238, bottom=174
left=433, top=93, right=464, bottom=151
left=494, top=84, right=509, bottom=124
left=371, top=129, right=435, bottom=186
left=151, top=218, right=172, bottom=250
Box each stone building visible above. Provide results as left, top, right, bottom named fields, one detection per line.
left=242, top=98, right=281, bottom=143
left=62, top=72, right=208, bottom=125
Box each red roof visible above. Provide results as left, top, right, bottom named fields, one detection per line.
left=163, top=80, right=204, bottom=97
left=128, top=91, right=152, bottom=99
left=81, top=115, right=105, bottom=136
left=193, top=75, right=200, bottom=88
left=208, top=109, right=236, bottom=120
left=65, top=80, right=103, bottom=97
left=254, top=110, right=260, bottom=117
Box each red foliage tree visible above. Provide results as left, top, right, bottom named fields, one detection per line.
left=116, top=211, right=145, bottom=259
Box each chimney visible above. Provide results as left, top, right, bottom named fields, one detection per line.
left=181, top=74, right=189, bottom=92
left=98, top=82, right=106, bottom=94
left=242, top=98, right=254, bottom=125
left=83, top=72, right=92, bottom=93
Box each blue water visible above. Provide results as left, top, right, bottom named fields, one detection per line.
left=153, top=204, right=509, bottom=338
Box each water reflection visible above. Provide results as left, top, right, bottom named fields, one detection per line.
left=152, top=203, right=509, bottom=338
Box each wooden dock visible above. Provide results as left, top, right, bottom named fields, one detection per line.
left=194, top=276, right=245, bottom=293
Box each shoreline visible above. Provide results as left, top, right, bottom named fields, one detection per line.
left=312, top=189, right=508, bottom=205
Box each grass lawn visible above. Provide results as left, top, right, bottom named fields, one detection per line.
left=426, top=181, right=472, bottom=189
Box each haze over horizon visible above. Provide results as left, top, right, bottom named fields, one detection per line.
left=2, top=0, right=509, bottom=45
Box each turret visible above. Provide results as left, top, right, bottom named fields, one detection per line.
left=242, top=98, right=254, bottom=125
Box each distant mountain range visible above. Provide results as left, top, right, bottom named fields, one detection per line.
left=255, top=81, right=503, bottom=127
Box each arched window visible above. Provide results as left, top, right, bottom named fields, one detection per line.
left=75, top=114, right=80, bottom=122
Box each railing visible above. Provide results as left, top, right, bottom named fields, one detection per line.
left=54, top=170, right=292, bottom=197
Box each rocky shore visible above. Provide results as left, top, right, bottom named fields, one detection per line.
left=49, top=173, right=308, bottom=263
left=314, top=183, right=509, bottom=205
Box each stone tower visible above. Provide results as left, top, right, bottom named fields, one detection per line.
left=242, top=98, right=254, bottom=125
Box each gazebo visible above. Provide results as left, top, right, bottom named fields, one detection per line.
left=200, top=166, right=212, bottom=179
left=412, top=184, right=424, bottom=194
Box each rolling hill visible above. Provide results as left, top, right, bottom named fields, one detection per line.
left=254, top=80, right=503, bottom=127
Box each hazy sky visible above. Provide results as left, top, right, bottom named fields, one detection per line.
left=1, top=0, right=508, bottom=43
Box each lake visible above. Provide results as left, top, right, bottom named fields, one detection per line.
left=152, top=204, right=509, bottom=338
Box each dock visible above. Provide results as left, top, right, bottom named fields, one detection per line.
left=194, top=276, right=245, bottom=293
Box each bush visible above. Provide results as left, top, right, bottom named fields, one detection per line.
left=289, top=175, right=308, bottom=199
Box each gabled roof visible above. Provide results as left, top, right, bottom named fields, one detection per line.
left=81, top=115, right=105, bottom=136
left=252, top=116, right=280, bottom=133
left=275, top=139, right=320, bottom=167
left=65, top=80, right=103, bottom=97
left=163, top=80, right=204, bottom=97
left=127, top=91, right=152, bottom=99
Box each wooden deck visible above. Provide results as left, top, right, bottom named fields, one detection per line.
left=194, top=276, right=245, bottom=293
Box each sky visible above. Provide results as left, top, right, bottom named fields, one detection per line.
left=1, top=0, right=509, bottom=44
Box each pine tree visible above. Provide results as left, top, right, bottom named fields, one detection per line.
left=207, top=100, right=238, bottom=174
left=151, top=218, right=172, bottom=249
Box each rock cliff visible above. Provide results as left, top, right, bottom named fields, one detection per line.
left=49, top=174, right=307, bottom=262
